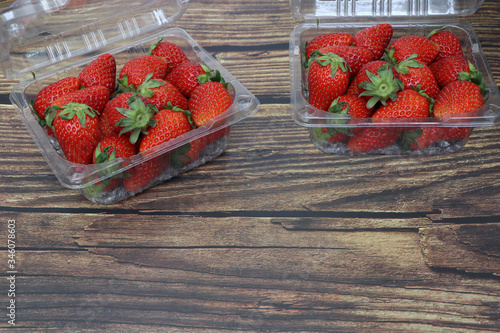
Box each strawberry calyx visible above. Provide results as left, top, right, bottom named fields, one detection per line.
left=148, top=37, right=164, bottom=55
left=458, top=61, right=486, bottom=95
left=134, top=73, right=165, bottom=97
left=46, top=102, right=99, bottom=130
left=426, top=26, right=448, bottom=39
left=94, top=144, right=117, bottom=164
left=399, top=127, right=424, bottom=150
left=358, top=63, right=404, bottom=109
left=394, top=54, right=424, bottom=75
left=197, top=65, right=229, bottom=89
left=115, top=94, right=158, bottom=144
left=164, top=102, right=196, bottom=129
left=308, top=51, right=350, bottom=76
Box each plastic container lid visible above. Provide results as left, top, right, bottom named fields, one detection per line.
left=0, top=0, right=189, bottom=80
left=290, top=0, right=485, bottom=20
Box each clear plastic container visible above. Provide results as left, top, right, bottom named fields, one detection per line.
left=3, top=0, right=260, bottom=203
left=289, top=0, right=500, bottom=155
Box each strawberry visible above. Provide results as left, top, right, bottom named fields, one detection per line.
left=148, top=37, right=190, bottom=75
left=372, top=88, right=431, bottom=120
left=429, top=57, right=485, bottom=91
left=170, top=137, right=207, bottom=168
left=356, top=61, right=402, bottom=108
left=135, top=75, right=188, bottom=110
left=78, top=53, right=116, bottom=94
left=401, top=127, right=448, bottom=150
left=433, top=80, right=484, bottom=118
left=386, top=36, right=440, bottom=65
left=307, top=51, right=350, bottom=111
left=445, top=127, right=473, bottom=141
left=125, top=106, right=194, bottom=192
left=139, top=107, right=194, bottom=152
left=51, top=103, right=102, bottom=164
left=353, top=23, right=393, bottom=60
left=317, top=45, right=375, bottom=75
left=347, top=127, right=400, bottom=153
left=393, top=54, right=440, bottom=99
left=118, top=55, right=168, bottom=91
left=33, top=77, right=81, bottom=121
left=101, top=92, right=157, bottom=144
left=123, top=155, right=166, bottom=193
left=166, top=62, right=213, bottom=98
left=315, top=94, right=375, bottom=143
left=189, top=81, right=234, bottom=127
left=305, top=33, right=353, bottom=60
left=84, top=134, right=138, bottom=195
left=427, top=28, right=464, bottom=61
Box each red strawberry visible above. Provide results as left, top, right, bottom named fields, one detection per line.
left=346, top=78, right=361, bottom=95
left=101, top=92, right=157, bottom=144
left=136, top=76, right=188, bottom=110
left=316, top=94, right=375, bottom=143
left=427, top=28, right=464, bottom=61
left=170, top=137, right=207, bottom=168
left=353, top=23, right=393, bottom=60
left=356, top=61, right=402, bottom=108
left=429, top=56, right=484, bottom=91
left=148, top=37, right=190, bottom=75
left=433, top=80, right=484, bottom=118
left=317, top=45, right=375, bottom=75
left=445, top=127, right=473, bottom=141
left=47, top=85, right=110, bottom=120
left=34, top=77, right=81, bottom=120
left=78, top=53, right=116, bottom=94
left=51, top=103, right=102, bottom=164
left=393, top=54, right=440, bottom=99
left=372, top=88, right=431, bottom=120
left=387, top=36, right=440, bottom=65
left=305, top=33, right=353, bottom=60
left=347, top=127, right=400, bottom=153
left=123, top=155, right=166, bottom=193
left=189, top=81, right=234, bottom=127
left=84, top=134, right=138, bottom=194
left=125, top=107, right=194, bottom=192
left=401, top=127, right=448, bottom=150
left=307, top=51, right=350, bottom=111
left=166, top=62, right=211, bottom=98
left=139, top=107, right=194, bottom=152
left=118, top=55, right=168, bottom=91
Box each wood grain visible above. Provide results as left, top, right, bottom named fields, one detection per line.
left=0, top=0, right=500, bottom=331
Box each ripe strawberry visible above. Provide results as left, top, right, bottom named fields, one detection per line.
left=429, top=57, right=485, bottom=91
left=170, top=137, right=207, bottom=168
left=347, top=127, right=400, bottom=153
left=353, top=23, right=393, bottom=60
left=139, top=107, right=194, bottom=152
left=148, top=37, right=190, bottom=75
left=387, top=36, right=440, bottom=65
left=189, top=81, right=234, bottom=127
left=78, top=53, right=116, bottom=94
left=307, top=51, right=350, bottom=111
left=356, top=61, right=402, bottom=108
left=393, top=54, right=440, bottom=99
left=101, top=92, right=157, bottom=144
left=372, top=88, right=431, bottom=120
left=315, top=94, right=375, bottom=143
left=51, top=103, right=102, bottom=164
left=84, top=134, right=138, bottom=194
left=305, top=33, right=353, bottom=60
left=33, top=77, right=81, bottom=120
left=445, top=127, right=473, bottom=141
left=427, top=28, right=464, bottom=61
left=166, top=62, right=211, bottom=98
left=317, top=45, right=375, bottom=75
left=136, top=75, right=188, bottom=110
left=433, top=80, right=484, bottom=118
left=118, top=55, right=168, bottom=91
left=401, top=127, right=448, bottom=150
left=125, top=107, right=194, bottom=192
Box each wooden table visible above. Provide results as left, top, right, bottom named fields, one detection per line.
left=1, top=0, right=499, bottom=331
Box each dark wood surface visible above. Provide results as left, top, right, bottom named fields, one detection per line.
left=1, top=0, right=500, bottom=332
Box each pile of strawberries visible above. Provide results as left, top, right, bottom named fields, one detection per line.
left=31, top=37, right=233, bottom=194
left=304, top=23, right=486, bottom=153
